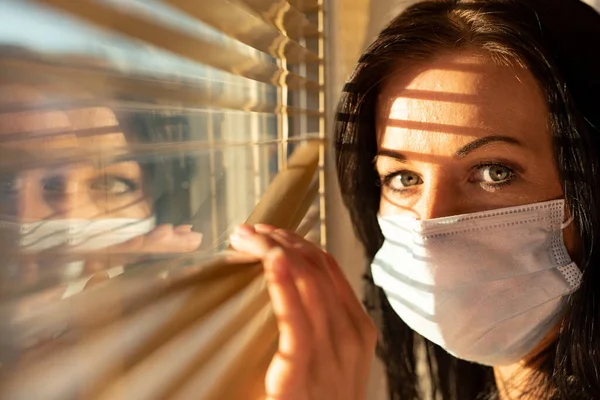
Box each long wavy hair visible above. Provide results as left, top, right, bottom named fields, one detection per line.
left=334, top=1, right=600, bottom=399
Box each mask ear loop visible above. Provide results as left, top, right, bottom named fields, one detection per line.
left=561, top=215, right=574, bottom=230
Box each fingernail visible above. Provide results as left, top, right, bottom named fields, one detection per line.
left=264, top=248, right=289, bottom=281
left=152, top=224, right=174, bottom=236
left=176, top=225, right=193, bottom=232
left=231, top=224, right=254, bottom=240
left=187, top=232, right=203, bottom=250
left=254, top=224, right=276, bottom=233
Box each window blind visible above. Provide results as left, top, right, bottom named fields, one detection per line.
left=0, top=0, right=326, bottom=398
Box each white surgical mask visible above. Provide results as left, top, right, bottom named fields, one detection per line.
left=12, top=218, right=157, bottom=252
left=371, top=199, right=582, bottom=366
left=1, top=217, right=156, bottom=297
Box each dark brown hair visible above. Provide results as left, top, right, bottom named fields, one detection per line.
left=335, top=0, right=600, bottom=398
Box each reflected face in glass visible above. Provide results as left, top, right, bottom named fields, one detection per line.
left=375, top=52, right=578, bottom=257
left=0, top=92, right=151, bottom=221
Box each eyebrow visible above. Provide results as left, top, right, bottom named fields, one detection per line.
left=376, top=135, right=523, bottom=162
left=455, top=135, right=522, bottom=158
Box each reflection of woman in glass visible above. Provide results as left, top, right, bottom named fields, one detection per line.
left=0, top=84, right=202, bottom=295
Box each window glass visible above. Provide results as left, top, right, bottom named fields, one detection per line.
left=0, top=0, right=287, bottom=296
left=0, top=2, right=322, bottom=389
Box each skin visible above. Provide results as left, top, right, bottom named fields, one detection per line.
left=229, top=51, right=581, bottom=399
left=0, top=88, right=202, bottom=263
left=0, top=104, right=152, bottom=220
left=230, top=224, right=377, bottom=400
left=375, top=52, right=579, bottom=398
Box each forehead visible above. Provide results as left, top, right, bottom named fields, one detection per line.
left=0, top=85, right=127, bottom=151
left=376, top=53, right=550, bottom=154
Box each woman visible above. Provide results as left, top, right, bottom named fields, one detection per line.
left=229, top=0, right=600, bottom=399
left=0, top=84, right=202, bottom=300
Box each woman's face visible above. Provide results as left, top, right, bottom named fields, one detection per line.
left=376, top=52, right=579, bottom=258
left=0, top=88, right=151, bottom=221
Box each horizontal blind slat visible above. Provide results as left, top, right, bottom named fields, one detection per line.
left=288, top=0, right=321, bottom=12
left=237, top=0, right=320, bottom=40
left=0, top=56, right=323, bottom=117
left=187, top=311, right=277, bottom=400
left=165, top=0, right=320, bottom=64
left=0, top=253, right=262, bottom=349
left=34, top=0, right=320, bottom=90
left=244, top=140, right=321, bottom=228
left=0, top=267, right=262, bottom=400
left=94, top=276, right=271, bottom=400
left=172, top=307, right=277, bottom=400
left=0, top=137, right=324, bottom=171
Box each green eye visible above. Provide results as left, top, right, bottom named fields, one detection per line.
left=0, top=174, right=21, bottom=194
left=42, top=176, right=67, bottom=193
left=383, top=171, right=422, bottom=192
left=480, top=165, right=513, bottom=183
left=399, top=172, right=421, bottom=187
left=89, top=175, right=138, bottom=195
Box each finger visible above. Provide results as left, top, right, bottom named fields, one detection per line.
left=81, top=225, right=202, bottom=274
left=263, top=232, right=358, bottom=391
left=235, top=226, right=360, bottom=375
left=230, top=225, right=347, bottom=381
left=268, top=229, right=343, bottom=317
left=270, top=229, right=373, bottom=335
left=267, top=229, right=375, bottom=370
left=230, top=226, right=331, bottom=345
left=98, top=225, right=201, bottom=256
left=254, top=223, right=277, bottom=233
left=173, top=225, right=193, bottom=233
left=326, top=253, right=377, bottom=338
left=140, top=224, right=202, bottom=252
left=229, top=224, right=271, bottom=255
left=263, top=248, right=312, bottom=397
left=265, top=228, right=354, bottom=323
left=82, top=258, right=107, bottom=276
left=269, top=228, right=328, bottom=270
left=324, top=253, right=377, bottom=396
left=232, top=226, right=328, bottom=396
left=83, top=271, right=110, bottom=289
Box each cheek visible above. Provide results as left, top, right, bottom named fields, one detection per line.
left=379, top=193, right=420, bottom=218
left=379, top=196, right=394, bottom=216
left=90, top=192, right=153, bottom=219
left=563, top=222, right=582, bottom=265
left=110, top=202, right=153, bottom=219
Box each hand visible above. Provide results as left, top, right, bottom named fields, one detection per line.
left=82, top=223, right=203, bottom=277
left=14, top=224, right=202, bottom=291
left=229, top=224, right=377, bottom=400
